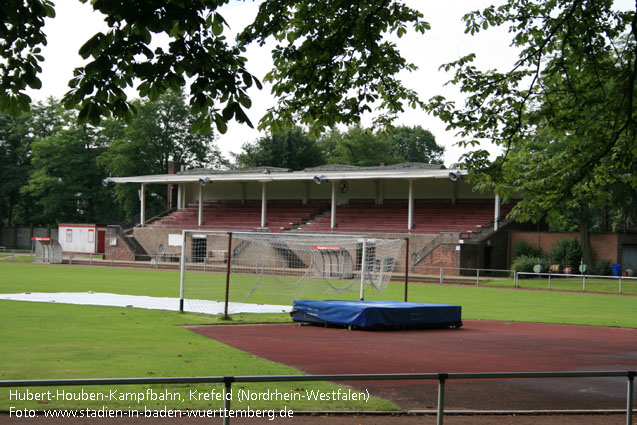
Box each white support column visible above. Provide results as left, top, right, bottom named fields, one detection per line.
left=407, top=179, right=414, bottom=230
left=177, top=184, right=183, bottom=210
left=261, top=182, right=267, bottom=228
left=198, top=184, right=203, bottom=227
left=330, top=180, right=337, bottom=229
left=494, top=194, right=501, bottom=231
left=140, top=183, right=146, bottom=227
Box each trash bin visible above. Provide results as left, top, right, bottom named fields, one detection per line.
left=611, top=264, right=622, bottom=276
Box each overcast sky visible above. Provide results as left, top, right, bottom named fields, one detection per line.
left=26, top=0, right=633, bottom=167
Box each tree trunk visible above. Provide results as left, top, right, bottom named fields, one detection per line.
left=578, top=218, right=594, bottom=268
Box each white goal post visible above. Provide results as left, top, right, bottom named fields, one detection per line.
left=177, top=230, right=405, bottom=316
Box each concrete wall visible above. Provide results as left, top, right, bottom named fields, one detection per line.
left=133, top=227, right=184, bottom=256
left=0, top=227, right=53, bottom=249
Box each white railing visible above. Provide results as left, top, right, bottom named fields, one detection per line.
left=515, top=271, right=637, bottom=294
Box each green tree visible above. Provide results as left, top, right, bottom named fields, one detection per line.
left=323, top=126, right=393, bottom=167
left=99, top=90, right=225, bottom=220
left=23, top=125, right=114, bottom=224
left=428, top=0, right=636, bottom=223
left=319, top=125, right=444, bottom=166
left=2, top=1, right=428, bottom=135
left=607, top=181, right=637, bottom=233
left=101, top=90, right=224, bottom=173
left=0, top=98, right=68, bottom=226
left=234, top=127, right=325, bottom=170
left=385, top=125, right=444, bottom=164
left=0, top=0, right=53, bottom=116
left=0, top=113, right=31, bottom=226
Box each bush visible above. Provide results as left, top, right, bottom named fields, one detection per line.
left=512, top=255, right=550, bottom=276
left=591, top=259, right=612, bottom=276
left=550, top=238, right=582, bottom=267
left=514, top=240, right=538, bottom=258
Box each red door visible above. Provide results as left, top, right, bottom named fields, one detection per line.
left=96, top=230, right=106, bottom=254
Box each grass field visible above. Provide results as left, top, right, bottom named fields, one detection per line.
left=2, top=262, right=636, bottom=327
left=0, top=301, right=395, bottom=412
left=0, top=254, right=32, bottom=263
left=1, top=262, right=636, bottom=412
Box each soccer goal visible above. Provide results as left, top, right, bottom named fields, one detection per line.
left=177, top=230, right=405, bottom=316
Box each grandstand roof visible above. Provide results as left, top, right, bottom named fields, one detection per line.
left=107, top=163, right=466, bottom=184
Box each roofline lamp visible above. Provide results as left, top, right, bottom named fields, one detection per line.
left=313, top=175, right=326, bottom=184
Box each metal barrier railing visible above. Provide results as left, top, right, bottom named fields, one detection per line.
left=515, top=271, right=637, bottom=294
left=1, top=370, right=634, bottom=425
left=8, top=255, right=636, bottom=296
left=436, top=266, right=513, bottom=285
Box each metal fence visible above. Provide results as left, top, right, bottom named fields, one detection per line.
left=6, top=253, right=637, bottom=296
left=1, top=371, right=634, bottom=425
left=515, top=271, right=637, bottom=294
left=0, top=249, right=33, bottom=263
left=415, top=266, right=513, bottom=285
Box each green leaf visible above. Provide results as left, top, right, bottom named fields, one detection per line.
left=212, top=13, right=224, bottom=36
left=214, top=114, right=227, bottom=134
left=78, top=34, right=103, bottom=59
left=26, top=76, right=42, bottom=90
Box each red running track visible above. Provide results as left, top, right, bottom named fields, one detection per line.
left=188, top=320, right=637, bottom=411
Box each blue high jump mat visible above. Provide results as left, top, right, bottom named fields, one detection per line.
left=291, top=300, right=462, bottom=330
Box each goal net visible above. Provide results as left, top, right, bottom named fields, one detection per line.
left=178, top=231, right=404, bottom=315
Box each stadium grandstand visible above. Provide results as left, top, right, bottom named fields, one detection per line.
left=104, top=163, right=519, bottom=274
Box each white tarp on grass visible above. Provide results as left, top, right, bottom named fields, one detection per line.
left=0, top=292, right=291, bottom=315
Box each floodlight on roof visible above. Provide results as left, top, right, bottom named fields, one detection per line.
left=199, top=177, right=210, bottom=186
left=313, top=175, right=326, bottom=184
left=449, top=171, right=460, bottom=182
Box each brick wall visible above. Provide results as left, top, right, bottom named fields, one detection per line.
left=104, top=234, right=136, bottom=261
left=509, top=231, right=623, bottom=264
left=412, top=243, right=462, bottom=276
